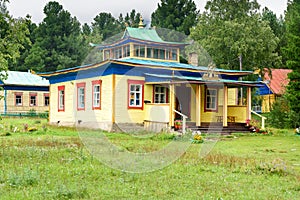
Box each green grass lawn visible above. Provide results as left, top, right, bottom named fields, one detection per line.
left=0, top=117, right=299, bottom=199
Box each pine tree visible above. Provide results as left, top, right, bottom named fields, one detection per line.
left=284, top=0, right=300, bottom=125
left=25, top=1, right=88, bottom=72
left=151, top=0, right=199, bottom=35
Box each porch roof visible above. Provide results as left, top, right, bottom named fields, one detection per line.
left=120, top=58, right=253, bottom=75
left=144, top=73, right=264, bottom=87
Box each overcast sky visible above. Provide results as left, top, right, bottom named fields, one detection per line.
left=7, top=0, right=287, bottom=25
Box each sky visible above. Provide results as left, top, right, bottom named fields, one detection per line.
left=6, top=0, right=288, bottom=25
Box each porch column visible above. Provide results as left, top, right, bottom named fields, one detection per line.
left=196, top=84, right=201, bottom=126
left=246, top=87, right=252, bottom=120
left=223, top=85, right=228, bottom=127
left=169, top=84, right=176, bottom=127
left=112, top=74, right=116, bottom=123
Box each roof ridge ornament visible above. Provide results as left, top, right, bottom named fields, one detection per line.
left=203, top=62, right=220, bottom=80
left=138, top=16, right=145, bottom=29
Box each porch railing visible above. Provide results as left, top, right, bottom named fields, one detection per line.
left=173, top=109, right=188, bottom=134
left=251, top=110, right=267, bottom=129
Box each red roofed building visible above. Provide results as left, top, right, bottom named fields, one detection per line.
left=258, top=69, right=292, bottom=112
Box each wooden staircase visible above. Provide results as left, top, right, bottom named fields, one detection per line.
left=184, top=122, right=251, bottom=134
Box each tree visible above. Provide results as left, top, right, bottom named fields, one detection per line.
left=151, top=0, right=199, bottom=35
left=283, top=0, right=300, bottom=124
left=0, top=0, right=30, bottom=77
left=25, top=1, right=88, bottom=72
left=122, top=9, right=141, bottom=28
left=9, top=15, right=37, bottom=71
left=262, top=7, right=286, bottom=67
left=91, top=12, right=122, bottom=41
left=190, top=0, right=281, bottom=72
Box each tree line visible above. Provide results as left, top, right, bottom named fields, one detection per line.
left=1, top=0, right=299, bottom=126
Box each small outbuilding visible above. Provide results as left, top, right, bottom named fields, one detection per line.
left=0, top=71, right=50, bottom=116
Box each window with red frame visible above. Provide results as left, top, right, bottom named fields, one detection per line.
left=92, top=80, right=101, bottom=110
left=205, top=88, right=218, bottom=111
left=77, top=83, right=86, bottom=110
left=44, top=93, right=49, bottom=106
left=128, top=80, right=144, bottom=109
left=15, top=92, right=23, bottom=106
left=58, top=86, right=65, bottom=112
left=30, top=93, right=37, bottom=106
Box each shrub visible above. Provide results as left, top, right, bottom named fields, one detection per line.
left=268, top=97, right=291, bottom=128
left=28, top=109, right=37, bottom=117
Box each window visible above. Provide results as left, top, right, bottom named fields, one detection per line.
left=147, top=47, right=152, bottom=58
left=104, top=50, right=111, bottom=60
left=58, top=85, right=65, bottom=112
left=171, top=49, right=177, bottom=60
left=159, top=49, right=166, bottom=60
left=15, top=92, right=23, bottom=106
left=77, top=83, right=86, bottom=111
left=205, top=88, right=218, bottom=111
left=128, top=80, right=144, bottom=109
left=123, top=45, right=130, bottom=57
left=92, top=80, right=101, bottom=110
left=113, top=47, right=122, bottom=59
left=30, top=93, right=37, bottom=106
left=44, top=93, right=49, bottom=106
left=153, top=48, right=159, bottom=59
left=154, top=85, right=168, bottom=103
left=134, top=45, right=145, bottom=57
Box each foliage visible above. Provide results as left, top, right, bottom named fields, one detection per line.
left=151, top=0, right=199, bottom=35
left=283, top=0, right=300, bottom=123
left=262, top=7, right=287, bottom=67
left=267, top=97, right=298, bottom=129
left=24, top=1, right=88, bottom=72
left=119, top=9, right=142, bottom=29
left=191, top=132, right=204, bottom=143
left=0, top=0, right=30, bottom=78
left=91, top=12, right=122, bottom=41
left=190, top=0, right=281, bottom=72
left=0, top=118, right=299, bottom=199
left=8, top=15, right=36, bottom=71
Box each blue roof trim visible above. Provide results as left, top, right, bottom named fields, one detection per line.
left=144, top=73, right=264, bottom=86
left=118, top=58, right=253, bottom=74
left=3, top=85, right=49, bottom=92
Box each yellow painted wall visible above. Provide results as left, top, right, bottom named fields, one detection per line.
left=261, top=94, right=275, bottom=113
left=144, top=104, right=170, bottom=122
left=114, top=75, right=146, bottom=124
left=200, top=86, right=223, bottom=122
left=228, top=88, right=238, bottom=105
left=49, top=76, right=113, bottom=129
left=0, top=90, right=49, bottom=113
left=199, top=86, right=246, bottom=123
left=228, top=106, right=247, bottom=123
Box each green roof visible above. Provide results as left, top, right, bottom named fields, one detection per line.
left=124, top=27, right=165, bottom=42
left=123, top=27, right=186, bottom=45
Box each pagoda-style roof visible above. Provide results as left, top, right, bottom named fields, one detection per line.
left=91, top=27, right=188, bottom=50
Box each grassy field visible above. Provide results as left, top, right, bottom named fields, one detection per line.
left=0, top=117, right=300, bottom=199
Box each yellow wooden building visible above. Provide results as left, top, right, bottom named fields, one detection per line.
left=0, top=71, right=49, bottom=116
left=40, top=24, right=262, bottom=132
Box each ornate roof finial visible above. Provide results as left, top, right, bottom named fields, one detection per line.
left=138, top=16, right=145, bottom=29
